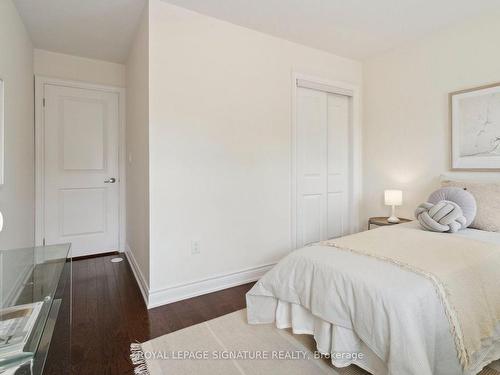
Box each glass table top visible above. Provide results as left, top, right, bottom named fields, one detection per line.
left=0, top=243, right=71, bottom=373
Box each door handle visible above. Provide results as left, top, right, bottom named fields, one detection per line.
left=104, top=178, right=117, bottom=184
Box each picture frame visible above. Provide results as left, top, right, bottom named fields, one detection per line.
left=450, top=82, right=500, bottom=170
left=0, top=78, right=3, bottom=184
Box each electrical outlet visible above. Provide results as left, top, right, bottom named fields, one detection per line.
left=191, top=240, right=201, bottom=254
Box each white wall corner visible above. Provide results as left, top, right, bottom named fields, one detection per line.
left=147, top=264, right=274, bottom=309
left=124, top=244, right=150, bottom=307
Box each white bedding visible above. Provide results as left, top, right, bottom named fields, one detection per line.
left=246, top=222, right=500, bottom=375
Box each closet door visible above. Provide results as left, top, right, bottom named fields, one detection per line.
left=296, top=88, right=328, bottom=247
left=327, top=93, right=350, bottom=239
left=296, top=88, right=350, bottom=248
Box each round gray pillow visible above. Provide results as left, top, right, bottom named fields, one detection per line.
left=427, top=187, right=477, bottom=227
left=415, top=201, right=466, bottom=233
left=415, top=187, right=477, bottom=233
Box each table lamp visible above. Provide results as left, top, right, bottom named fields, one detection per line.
left=384, top=190, right=402, bottom=223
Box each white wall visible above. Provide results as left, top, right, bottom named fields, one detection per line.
left=34, top=49, right=125, bottom=87
left=363, top=11, right=500, bottom=223
left=147, top=0, right=362, bottom=302
left=125, top=6, right=150, bottom=289
left=0, top=0, right=34, bottom=250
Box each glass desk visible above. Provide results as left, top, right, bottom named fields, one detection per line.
left=0, top=244, right=71, bottom=375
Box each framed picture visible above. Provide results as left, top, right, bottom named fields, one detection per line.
left=450, top=82, right=500, bottom=170
left=0, top=79, right=3, bottom=184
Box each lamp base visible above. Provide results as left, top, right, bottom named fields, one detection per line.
left=387, top=216, right=400, bottom=223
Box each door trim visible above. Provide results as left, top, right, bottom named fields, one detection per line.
left=290, top=72, right=362, bottom=250
left=35, top=76, right=126, bottom=253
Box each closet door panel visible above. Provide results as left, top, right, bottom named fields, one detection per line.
left=327, top=93, right=350, bottom=238
left=296, top=88, right=327, bottom=247
left=327, top=192, right=344, bottom=238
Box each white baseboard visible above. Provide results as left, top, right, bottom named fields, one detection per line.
left=147, top=263, right=274, bottom=309
left=124, top=244, right=273, bottom=309
left=124, top=244, right=150, bottom=307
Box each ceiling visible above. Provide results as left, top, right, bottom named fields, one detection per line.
left=14, top=0, right=146, bottom=63
left=163, top=0, right=500, bottom=60
left=13, top=0, right=500, bottom=63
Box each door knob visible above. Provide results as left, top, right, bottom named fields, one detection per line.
left=104, top=178, right=117, bottom=183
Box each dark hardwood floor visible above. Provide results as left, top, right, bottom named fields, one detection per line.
left=47, top=254, right=254, bottom=375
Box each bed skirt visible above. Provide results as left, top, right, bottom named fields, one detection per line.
left=247, top=295, right=500, bottom=375
left=247, top=296, right=388, bottom=374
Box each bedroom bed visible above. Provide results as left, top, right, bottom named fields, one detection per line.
left=246, top=221, right=500, bottom=375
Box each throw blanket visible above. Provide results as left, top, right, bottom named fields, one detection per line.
left=321, top=226, right=500, bottom=369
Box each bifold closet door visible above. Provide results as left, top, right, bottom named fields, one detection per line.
left=296, top=87, right=350, bottom=248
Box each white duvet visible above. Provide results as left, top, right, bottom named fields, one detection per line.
left=246, top=222, right=500, bottom=375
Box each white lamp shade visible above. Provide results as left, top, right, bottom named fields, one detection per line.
left=384, top=190, right=403, bottom=206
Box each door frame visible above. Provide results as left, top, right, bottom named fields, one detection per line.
left=34, top=76, right=127, bottom=253
left=290, top=72, right=362, bottom=250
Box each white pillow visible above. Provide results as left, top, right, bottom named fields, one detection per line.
left=441, top=180, right=500, bottom=232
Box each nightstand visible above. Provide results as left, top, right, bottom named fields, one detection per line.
left=368, top=216, right=412, bottom=230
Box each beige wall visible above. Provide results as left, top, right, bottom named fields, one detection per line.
left=148, top=1, right=362, bottom=296
left=363, top=11, right=500, bottom=224
left=125, top=6, right=150, bottom=287
left=0, top=0, right=34, bottom=250
left=34, top=49, right=125, bottom=87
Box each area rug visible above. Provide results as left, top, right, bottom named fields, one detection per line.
left=130, top=309, right=500, bottom=375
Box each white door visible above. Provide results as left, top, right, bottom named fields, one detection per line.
left=43, top=84, right=120, bottom=257
left=296, top=87, right=350, bottom=248
left=327, top=93, right=350, bottom=240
